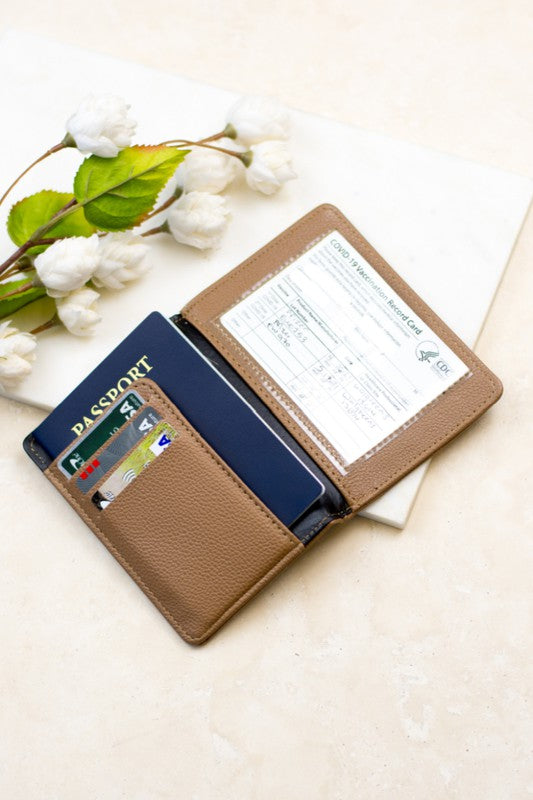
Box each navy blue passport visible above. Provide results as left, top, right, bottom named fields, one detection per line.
left=26, top=312, right=324, bottom=528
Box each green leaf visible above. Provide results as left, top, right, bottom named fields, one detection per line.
left=7, top=190, right=97, bottom=254
left=73, top=145, right=187, bottom=231
left=0, top=277, right=46, bottom=319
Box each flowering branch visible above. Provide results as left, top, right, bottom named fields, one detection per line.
left=0, top=93, right=296, bottom=391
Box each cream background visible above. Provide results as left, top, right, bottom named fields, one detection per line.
left=1, top=3, right=532, bottom=799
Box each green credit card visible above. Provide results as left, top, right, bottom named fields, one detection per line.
left=59, top=390, right=145, bottom=478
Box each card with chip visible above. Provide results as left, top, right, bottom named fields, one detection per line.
left=59, top=390, right=145, bottom=479
left=75, top=406, right=162, bottom=493
left=92, top=421, right=177, bottom=510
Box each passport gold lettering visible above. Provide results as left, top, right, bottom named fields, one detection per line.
left=70, top=355, right=153, bottom=435
left=116, top=377, right=132, bottom=392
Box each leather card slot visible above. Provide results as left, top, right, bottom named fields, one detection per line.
left=63, top=410, right=176, bottom=501
left=53, top=422, right=142, bottom=496
left=46, top=378, right=304, bottom=645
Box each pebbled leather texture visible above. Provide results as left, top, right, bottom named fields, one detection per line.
left=181, top=203, right=503, bottom=512
left=37, top=204, right=503, bottom=645
left=46, top=379, right=303, bottom=645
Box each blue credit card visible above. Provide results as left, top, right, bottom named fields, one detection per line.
left=27, top=312, right=325, bottom=527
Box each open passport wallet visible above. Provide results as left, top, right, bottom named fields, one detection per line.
left=24, top=205, right=503, bottom=644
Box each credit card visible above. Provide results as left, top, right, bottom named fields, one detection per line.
left=59, top=390, right=145, bottom=478
left=75, top=406, right=162, bottom=493
left=92, top=421, right=177, bottom=510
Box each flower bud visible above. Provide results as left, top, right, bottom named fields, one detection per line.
left=92, top=233, right=149, bottom=290
left=167, top=192, right=229, bottom=250
left=175, top=139, right=239, bottom=195
left=245, top=141, right=296, bottom=195
left=56, top=287, right=101, bottom=336
left=227, top=95, right=290, bottom=146
left=65, top=94, right=136, bottom=158
left=0, top=320, right=37, bottom=389
left=34, top=235, right=100, bottom=298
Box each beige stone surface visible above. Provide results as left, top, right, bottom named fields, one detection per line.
left=0, top=3, right=531, bottom=798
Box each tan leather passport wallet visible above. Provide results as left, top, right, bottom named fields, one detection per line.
left=25, top=204, right=503, bottom=644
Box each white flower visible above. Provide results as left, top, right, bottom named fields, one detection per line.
left=167, top=192, right=230, bottom=250
left=0, top=320, right=37, bottom=390
left=92, top=233, right=149, bottom=290
left=245, top=141, right=296, bottom=195
left=56, top=287, right=101, bottom=336
left=34, top=235, right=100, bottom=298
left=227, top=95, right=290, bottom=146
left=65, top=94, right=136, bottom=157
left=175, top=139, right=240, bottom=194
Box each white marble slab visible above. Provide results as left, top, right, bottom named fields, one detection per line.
left=0, top=29, right=530, bottom=527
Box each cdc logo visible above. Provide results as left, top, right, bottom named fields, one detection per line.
left=415, top=340, right=439, bottom=363
left=415, top=341, right=453, bottom=376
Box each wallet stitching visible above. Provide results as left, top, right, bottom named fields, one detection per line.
left=46, top=467, right=302, bottom=644
left=188, top=546, right=302, bottom=643
left=46, top=377, right=303, bottom=643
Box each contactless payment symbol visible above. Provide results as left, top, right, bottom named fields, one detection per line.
left=122, top=468, right=137, bottom=485
left=416, top=340, right=439, bottom=363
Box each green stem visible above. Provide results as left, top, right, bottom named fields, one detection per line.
left=163, top=124, right=234, bottom=148
left=159, top=138, right=244, bottom=160
left=141, top=223, right=168, bottom=237
left=0, top=142, right=66, bottom=209
left=1, top=280, right=34, bottom=300
left=142, top=191, right=181, bottom=222
left=195, top=125, right=236, bottom=144
left=49, top=196, right=77, bottom=221
left=1, top=263, right=27, bottom=281
left=30, top=316, right=59, bottom=336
